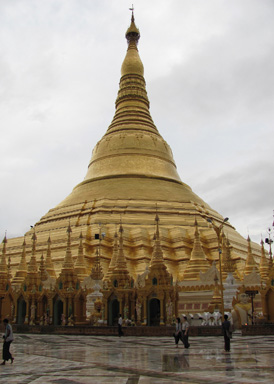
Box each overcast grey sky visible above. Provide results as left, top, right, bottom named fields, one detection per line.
left=0, top=0, right=273, bottom=246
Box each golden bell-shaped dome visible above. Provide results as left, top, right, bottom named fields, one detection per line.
left=83, top=16, right=182, bottom=187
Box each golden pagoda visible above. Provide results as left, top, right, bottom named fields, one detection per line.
left=1, top=12, right=273, bottom=326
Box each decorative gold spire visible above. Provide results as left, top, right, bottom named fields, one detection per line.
left=150, top=212, right=165, bottom=267
left=58, top=223, right=78, bottom=291
left=39, top=253, right=48, bottom=281
left=105, top=228, right=119, bottom=280
left=7, top=255, right=12, bottom=280
left=259, top=239, right=269, bottom=282
left=0, top=235, right=8, bottom=288
left=0, top=234, right=8, bottom=277
left=28, top=230, right=38, bottom=273
left=90, top=247, right=104, bottom=281
left=122, top=11, right=142, bottom=76
left=74, top=232, right=88, bottom=282
left=116, top=222, right=129, bottom=271
left=12, top=237, right=28, bottom=285
left=45, top=235, right=56, bottom=278
left=209, top=271, right=222, bottom=312
left=244, top=236, right=259, bottom=276
left=223, top=237, right=236, bottom=275
left=183, top=219, right=210, bottom=280
left=61, top=224, right=74, bottom=271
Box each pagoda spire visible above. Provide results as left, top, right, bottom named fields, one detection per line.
left=0, top=234, right=9, bottom=289
left=74, top=232, right=88, bottom=282
left=45, top=235, right=56, bottom=278
left=82, top=13, right=182, bottom=187
left=90, top=247, right=104, bottom=281
left=12, top=237, right=28, bottom=286
left=0, top=234, right=8, bottom=277
left=116, top=222, right=129, bottom=271
left=244, top=236, right=259, bottom=276
left=259, top=239, right=269, bottom=282
left=183, top=219, right=210, bottom=280
left=223, top=237, right=236, bottom=276
left=150, top=212, right=165, bottom=267
left=58, top=223, right=78, bottom=291
left=106, top=221, right=130, bottom=288
left=105, top=228, right=119, bottom=280
left=28, top=230, right=38, bottom=274
left=25, top=230, right=40, bottom=291
left=39, top=253, right=48, bottom=281
left=61, top=223, right=74, bottom=271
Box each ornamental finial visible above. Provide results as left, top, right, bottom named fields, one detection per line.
left=129, top=4, right=134, bottom=21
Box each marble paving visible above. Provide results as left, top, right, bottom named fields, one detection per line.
left=0, top=332, right=274, bottom=383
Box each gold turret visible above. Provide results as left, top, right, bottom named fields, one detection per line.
left=12, top=238, right=28, bottom=286
left=45, top=235, right=56, bottom=278
left=28, top=231, right=38, bottom=272
left=74, top=232, right=88, bottom=282
left=105, top=229, right=119, bottom=280
left=0, top=235, right=8, bottom=290
left=244, top=236, right=259, bottom=276
left=106, top=222, right=131, bottom=288
left=223, top=237, right=236, bottom=277
left=260, top=239, right=269, bottom=282
left=39, top=253, right=48, bottom=282
left=150, top=212, right=165, bottom=267
left=57, top=224, right=78, bottom=291
left=183, top=220, right=210, bottom=280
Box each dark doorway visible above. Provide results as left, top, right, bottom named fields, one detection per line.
left=148, top=298, right=160, bottom=326
left=17, top=297, right=26, bottom=325
left=108, top=299, right=119, bottom=326
left=53, top=298, right=63, bottom=325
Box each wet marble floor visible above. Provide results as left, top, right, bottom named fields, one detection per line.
left=0, top=333, right=273, bottom=383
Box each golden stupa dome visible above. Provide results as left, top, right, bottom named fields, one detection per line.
left=4, top=13, right=262, bottom=283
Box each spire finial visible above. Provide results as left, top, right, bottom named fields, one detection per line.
left=129, top=4, right=134, bottom=21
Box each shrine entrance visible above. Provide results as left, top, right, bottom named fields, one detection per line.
left=53, top=297, right=63, bottom=325
left=108, top=298, right=119, bottom=326
left=148, top=298, right=160, bottom=326
left=17, top=297, right=26, bottom=324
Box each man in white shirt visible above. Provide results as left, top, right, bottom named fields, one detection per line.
left=181, top=316, right=190, bottom=348
left=1, top=318, right=14, bottom=365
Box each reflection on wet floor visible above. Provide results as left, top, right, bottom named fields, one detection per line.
left=0, top=333, right=274, bottom=383
left=162, top=353, right=190, bottom=371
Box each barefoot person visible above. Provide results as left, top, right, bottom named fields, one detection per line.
left=1, top=319, right=14, bottom=365
left=182, top=316, right=190, bottom=348
left=174, top=317, right=184, bottom=348
left=222, top=314, right=232, bottom=352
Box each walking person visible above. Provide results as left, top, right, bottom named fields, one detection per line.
left=174, top=317, right=184, bottom=348
left=118, top=314, right=123, bottom=337
left=1, top=319, right=14, bottom=365
left=222, top=314, right=232, bottom=352
left=182, top=316, right=190, bottom=348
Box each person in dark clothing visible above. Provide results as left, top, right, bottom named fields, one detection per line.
left=174, top=317, right=184, bottom=347
left=182, top=316, right=190, bottom=348
left=1, top=319, right=14, bottom=365
left=222, top=314, right=232, bottom=352
left=118, top=314, right=123, bottom=337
